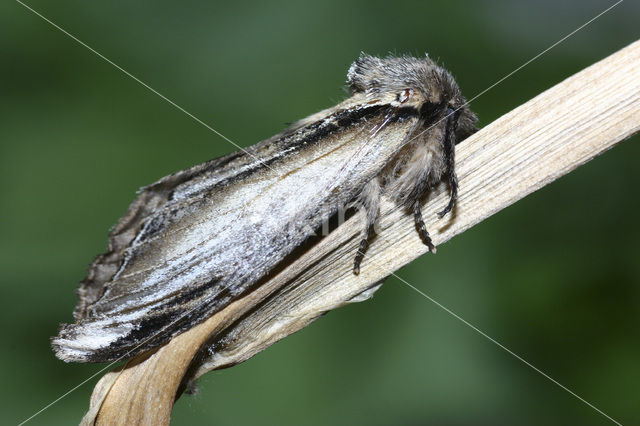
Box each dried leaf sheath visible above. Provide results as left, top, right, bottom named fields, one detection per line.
left=53, top=54, right=476, bottom=362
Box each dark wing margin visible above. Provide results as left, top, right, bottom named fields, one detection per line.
left=73, top=151, right=243, bottom=320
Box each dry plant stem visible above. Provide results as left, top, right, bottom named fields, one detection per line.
left=83, top=40, right=639, bottom=425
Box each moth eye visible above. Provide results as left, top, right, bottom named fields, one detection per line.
left=397, top=89, right=413, bottom=103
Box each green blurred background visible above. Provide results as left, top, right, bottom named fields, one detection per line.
left=2, top=1, right=638, bottom=424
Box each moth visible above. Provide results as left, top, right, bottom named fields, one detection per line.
left=52, top=53, right=477, bottom=363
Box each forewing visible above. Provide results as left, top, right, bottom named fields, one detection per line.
left=53, top=103, right=419, bottom=362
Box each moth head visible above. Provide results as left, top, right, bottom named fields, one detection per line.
left=348, top=53, right=478, bottom=142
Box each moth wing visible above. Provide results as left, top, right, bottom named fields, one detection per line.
left=53, top=105, right=419, bottom=362
left=71, top=149, right=252, bottom=320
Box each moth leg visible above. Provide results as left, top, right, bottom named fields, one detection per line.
left=413, top=201, right=436, bottom=253
left=437, top=172, right=458, bottom=219
left=437, top=108, right=459, bottom=218
left=353, top=179, right=381, bottom=275
left=353, top=224, right=374, bottom=275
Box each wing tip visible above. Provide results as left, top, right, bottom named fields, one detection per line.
left=51, top=321, right=135, bottom=363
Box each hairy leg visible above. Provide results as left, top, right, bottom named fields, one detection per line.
left=353, top=179, right=381, bottom=275
left=413, top=201, right=436, bottom=253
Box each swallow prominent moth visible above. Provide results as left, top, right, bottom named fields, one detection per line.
left=53, top=53, right=477, bottom=362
